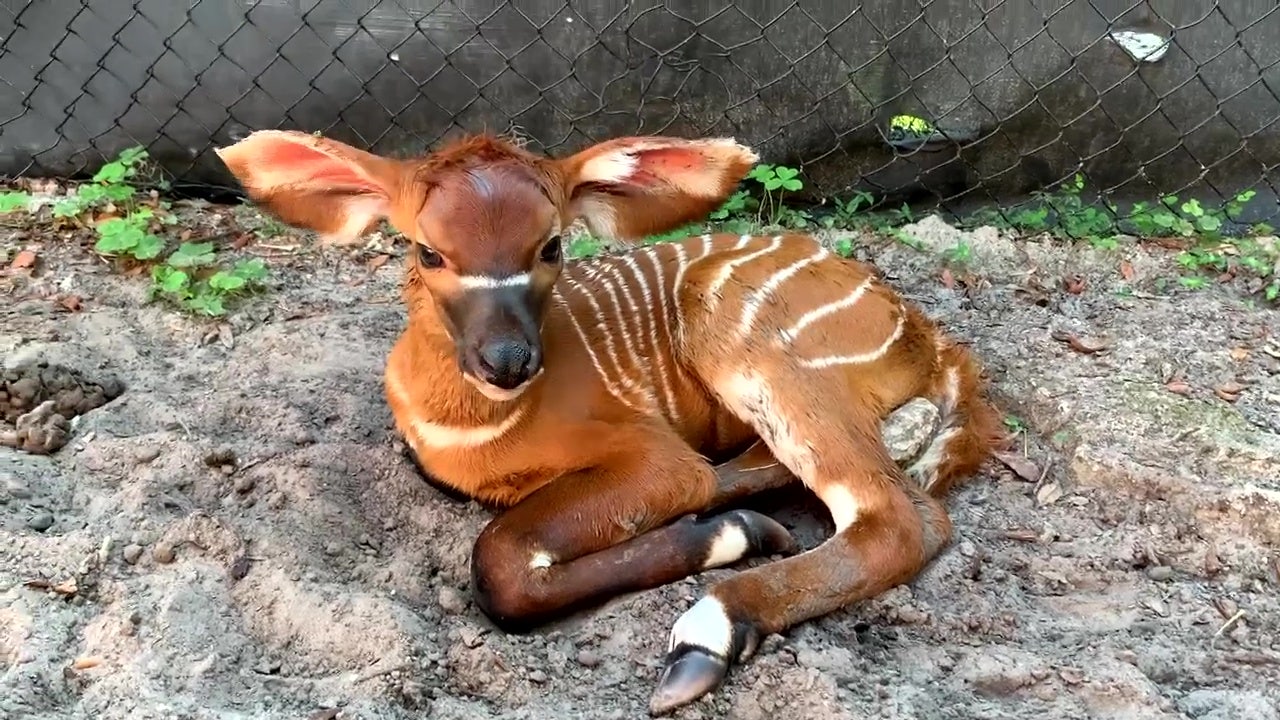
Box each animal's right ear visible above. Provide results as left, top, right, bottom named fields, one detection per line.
left=214, top=130, right=405, bottom=245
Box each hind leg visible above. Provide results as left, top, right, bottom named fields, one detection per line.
left=650, top=360, right=959, bottom=714
left=709, top=397, right=943, bottom=509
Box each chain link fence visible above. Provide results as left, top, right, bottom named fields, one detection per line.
left=2, top=1, right=1278, bottom=230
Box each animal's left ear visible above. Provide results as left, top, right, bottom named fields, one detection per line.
left=554, top=136, right=759, bottom=242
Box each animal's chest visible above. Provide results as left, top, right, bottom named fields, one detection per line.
left=406, top=411, right=595, bottom=507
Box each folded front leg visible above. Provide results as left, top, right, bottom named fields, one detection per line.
left=469, top=421, right=798, bottom=632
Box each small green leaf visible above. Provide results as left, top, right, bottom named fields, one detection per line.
left=0, top=191, right=31, bottom=214
left=1196, top=215, right=1221, bottom=233
left=160, top=269, right=190, bottom=293
left=133, top=234, right=164, bottom=260
left=208, top=271, right=247, bottom=291
left=231, top=257, right=269, bottom=281
left=167, top=241, right=216, bottom=268
left=186, top=293, right=227, bottom=317
left=781, top=178, right=803, bottom=191
left=763, top=177, right=783, bottom=191
left=774, top=166, right=799, bottom=181
left=92, top=161, right=127, bottom=184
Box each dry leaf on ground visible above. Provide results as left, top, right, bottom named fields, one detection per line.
left=1035, top=481, right=1064, bottom=506
left=1215, top=381, right=1246, bottom=403
left=10, top=250, right=37, bottom=270
left=1051, top=330, right=1110, bottom=354
left=994, top=450, right=1041, bottom=482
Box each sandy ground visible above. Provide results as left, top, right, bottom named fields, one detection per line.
left=2, top=202, right=1279, bottom=720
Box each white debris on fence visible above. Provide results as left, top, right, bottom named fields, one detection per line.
left=1109, top=30, right=1171, bottom=63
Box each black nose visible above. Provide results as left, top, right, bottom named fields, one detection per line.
left=475, top=338, right=535, bottom=389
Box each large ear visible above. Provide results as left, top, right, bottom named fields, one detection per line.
left=555, top=136, right=759, bottom=242
left=214, top=130, right=406, bottom=245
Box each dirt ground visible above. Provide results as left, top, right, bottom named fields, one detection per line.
left=2, top=202, right=1278, bottom=720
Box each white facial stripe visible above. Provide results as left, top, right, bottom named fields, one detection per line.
left=456, top=273, right=532, bottom=290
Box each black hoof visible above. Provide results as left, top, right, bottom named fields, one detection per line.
left=649, top=645, right=730, bottom=716
left=729, top=509, right=800, bottom=557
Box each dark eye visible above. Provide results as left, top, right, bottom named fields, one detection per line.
left=539, top=236, right=562, bottom=264
left=417, top=244, right=444, bottom=269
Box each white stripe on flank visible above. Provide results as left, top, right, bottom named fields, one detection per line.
left=560, top=274, right=652, bottom=408
left=737, top=247, right=829, bottom=338
left=781, top=276, right=873, bottom=342
left=623, top=252, right=682, bottom=425
left=594, top=264, right=658, bottom=412
left=705, top=235, right=784, bottom=306
left=551, top=289, right=638, bottom=411
left=456, top=273, right=531, bottom=290
left=798, top=312, right=905, bottom=369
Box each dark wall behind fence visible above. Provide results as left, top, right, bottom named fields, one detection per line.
left=1, top=0, right=1277, bottom=215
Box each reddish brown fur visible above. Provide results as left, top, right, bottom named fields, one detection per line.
left=215, top=129, right=1006, bottom=715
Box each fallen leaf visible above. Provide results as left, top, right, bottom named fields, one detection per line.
left=180, top=229, right=192, bottom=241
left=57, top=295, right=83, bottom=312
left=1141, top=596, right=1169, bottom=617
left=1165, top=380, right=1194, bottom=396
left=217, top=324, right=234, bottom=350
left=1062, top=274, right=1086, bottom=294
left=1119, top=260, right=1135, bottom=281
left=1204, top=548, right=1223, bottom=577
left=1215, top=381, right=1246, bottom=403
left=367, top=253, right=390, bottom=270
left=24, top=577, right=78, bottom=596
left=1058, top=667, right=1085, bottom=685
left=1217, top=271, right=1235, bottom=283
left=308, top=710, right=340, bottom=720
left=1035, top=481, right=1063, bottom=506
left=231, top=233, right=254, bottom=250
left=940, top=268, right=955, bottom=289
left=228, top=553, right=251, bottom=581
left=1213, top=597, right=1240, bottom=620
left=1001, top=529, right=1040, bottom=542
left=994, top=450, right=1040, bottom=482
left=1051, top=330, right=1110, bottom=355
left=10, top=250, right=36, bottom=270
left=71, top=656, right=103, bottom=670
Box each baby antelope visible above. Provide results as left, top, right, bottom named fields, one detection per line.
left=215, top=129, right=1003, bottom=715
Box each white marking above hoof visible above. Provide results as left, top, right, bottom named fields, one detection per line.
left=702, top=523, right=750, bottom=570
left=667, top=596, right=733, bottom=657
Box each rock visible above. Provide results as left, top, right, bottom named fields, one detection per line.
left=234, top=475, right=256, bottom=494
left=122, top=544, right=144, bottom=565
left=152, top=542, right=176, bottom=564
left=134, top=447, right=161, bottom=463
left=576, top=650, right=601, bottom=668
left=437, top=586, right=467, bottom=615
left=1146, top=565, right=1174, bottom=581
left=527, top=669, right=548, bottom=684
left=3, top=475, right=31, bottom=499
left=27, top=511, right=54, bottom=532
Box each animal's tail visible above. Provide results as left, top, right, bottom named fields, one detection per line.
left=905, top=335, right=1007, bottom=497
